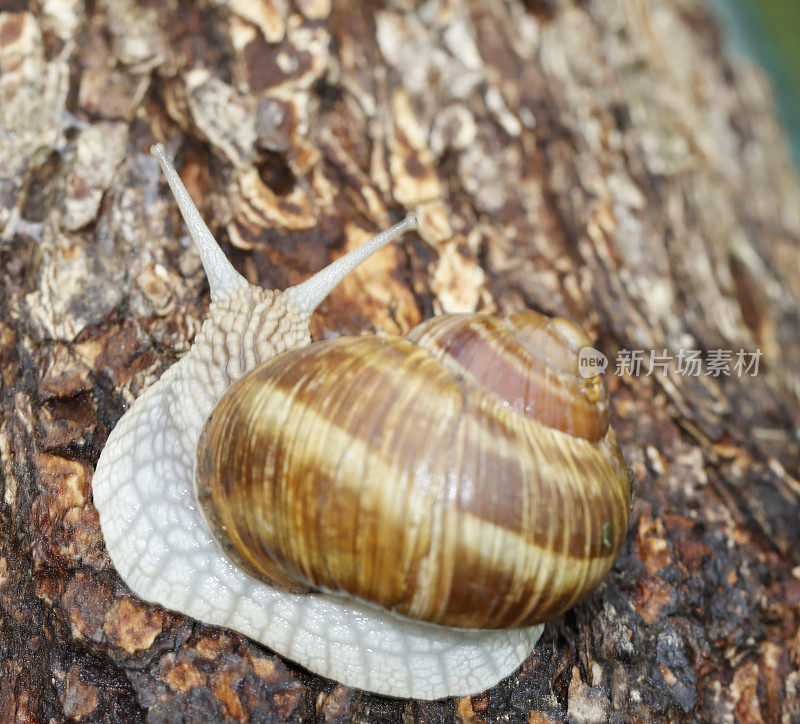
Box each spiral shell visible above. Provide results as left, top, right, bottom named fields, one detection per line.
left=196, top=312, right=630, bottom=629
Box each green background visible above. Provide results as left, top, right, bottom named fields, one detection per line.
left=710, top=0, right=800, bottom=169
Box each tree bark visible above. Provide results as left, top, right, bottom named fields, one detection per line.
left=1, top=0, right=798, bottom=721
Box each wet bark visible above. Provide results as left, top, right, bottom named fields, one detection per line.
left=1, top=0, right=798, bottom=721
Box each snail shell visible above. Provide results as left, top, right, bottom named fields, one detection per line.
left=91, top=143, right=629, bottom=701
left=197, top=312, right=629, bottom=629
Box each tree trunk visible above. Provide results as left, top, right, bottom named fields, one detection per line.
left=1, top=0, right=798, bottom=721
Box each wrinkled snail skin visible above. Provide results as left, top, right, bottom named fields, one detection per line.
left=91, top=143, right=628, bottom=701
left=196, top=316, right=629, bottom=630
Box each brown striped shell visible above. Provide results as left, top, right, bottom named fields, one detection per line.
left=195, top=312, right=630, bottom=629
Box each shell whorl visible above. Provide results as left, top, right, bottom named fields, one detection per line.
left=196, top=313, right=630, bottom=629
left=406, top=311, right=610, bottom=442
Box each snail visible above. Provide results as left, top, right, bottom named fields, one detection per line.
left=91, top=143, right=631, bottom=700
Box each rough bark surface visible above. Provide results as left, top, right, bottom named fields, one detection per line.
left=1, top=0, right=799, bottom=721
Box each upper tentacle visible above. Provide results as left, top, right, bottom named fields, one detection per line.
left=152, top=143, right=249, bottom=302
left=286, top=214, right=418, bottom=315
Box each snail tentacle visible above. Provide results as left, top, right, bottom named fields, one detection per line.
left=286, top=214, right=417, bottom=314
left=152, top=143, right=248, bottom=302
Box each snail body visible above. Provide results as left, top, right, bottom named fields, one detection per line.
left=92, top=144, right=629, bottom=700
